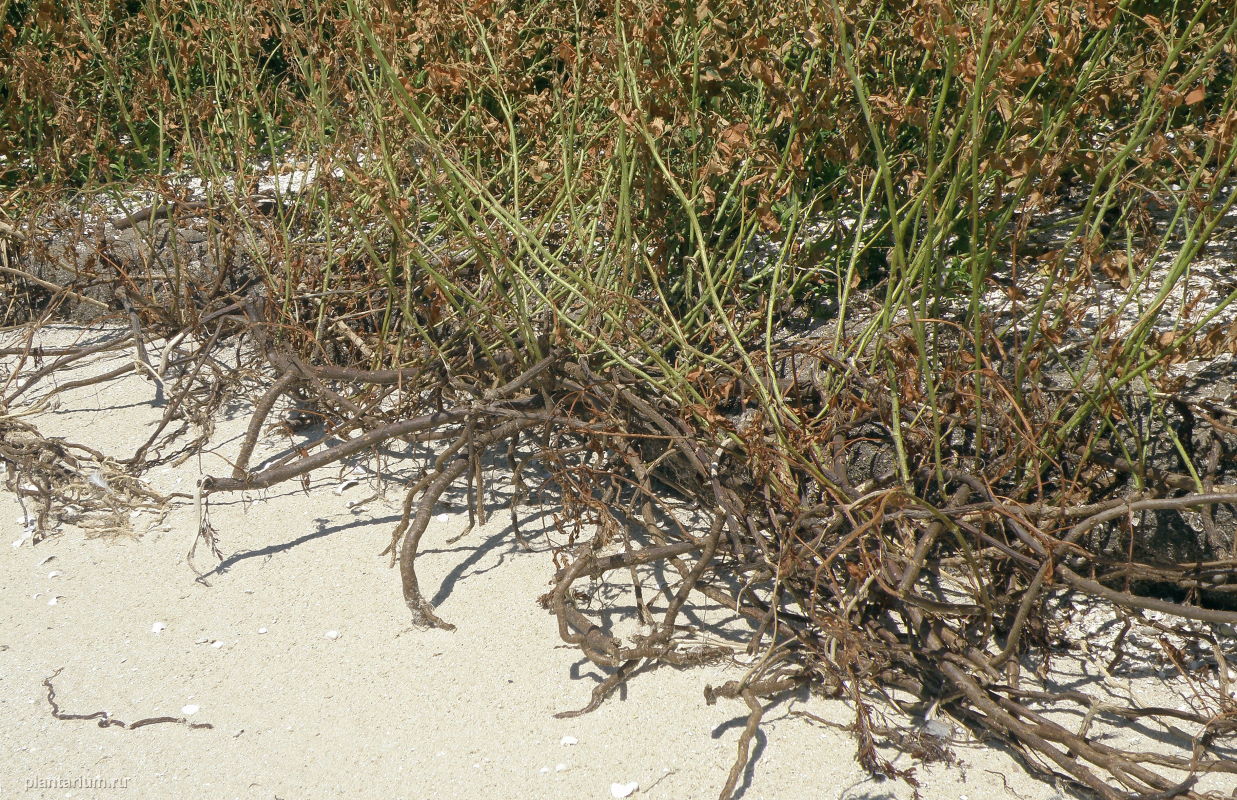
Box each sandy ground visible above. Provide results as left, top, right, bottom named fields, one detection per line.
left=0, top=324, right=1159, bottom=800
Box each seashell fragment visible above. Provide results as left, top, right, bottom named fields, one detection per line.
left=324, top=630, right=341, bottom=640
left=181, top=704, right=199, bottom=715
left=151, top=621, right=167, bottom=634
left=560, top=735, right=578, bottom=746
left=611, top=781, right=639, bottom=798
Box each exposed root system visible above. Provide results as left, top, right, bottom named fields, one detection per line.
left=42, top=668, right=214, bottom=731
left=4, top=221, right=1237, bottom=800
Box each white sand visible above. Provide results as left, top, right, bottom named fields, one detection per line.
left=0, top=325, right=1107, bottom=799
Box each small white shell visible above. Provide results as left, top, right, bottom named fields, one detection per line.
left=257, top=627, right=268, bottom=634
left=560, top=735, right=578, bottom=746
left=324, top=630, right=341, bottom=640
left=47, top=596, right=61, bottom=606
left=211, top=640, right=224, bottom=649
left=151, top=621, right=167, bottom=634
left=47, top=570, right=62, bottom=579
left=181, top=704, right=200, bottom=715
left=611, top=781, right=639, bottom=798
